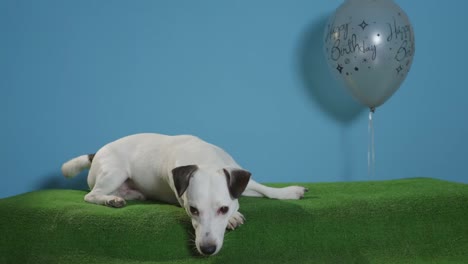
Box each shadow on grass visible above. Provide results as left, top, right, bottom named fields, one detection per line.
left=38, top=170, right=89, bottom=191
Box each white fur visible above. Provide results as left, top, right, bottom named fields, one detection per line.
left=61, top=155, right=91, bottom=178
left=62, top=133, right=307, bottom=255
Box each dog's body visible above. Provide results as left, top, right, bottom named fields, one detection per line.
left=62, top=133, right=307, bottom=255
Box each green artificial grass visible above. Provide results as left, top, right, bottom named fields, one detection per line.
left=1, top=178, right=467, bottom=264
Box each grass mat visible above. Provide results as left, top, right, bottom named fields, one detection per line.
left=1, top=178, right=467, bottom=264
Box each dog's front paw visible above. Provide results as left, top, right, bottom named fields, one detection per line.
left=227, top=211, right=245, bottom=230
left=105, top=197, right=126, bottom=208
left=278, top=186, right=308, bottom=200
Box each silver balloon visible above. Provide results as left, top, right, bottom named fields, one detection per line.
left=323, top=0, right=415, bottom=110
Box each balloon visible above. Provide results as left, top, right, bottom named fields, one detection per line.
left=323, top=0, right=415, bottom=110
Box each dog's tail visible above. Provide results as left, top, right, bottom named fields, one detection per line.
left=61, top=154, right=95, bottom=178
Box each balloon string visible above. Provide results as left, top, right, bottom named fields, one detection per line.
left=368, top=107, right=375, bottom=179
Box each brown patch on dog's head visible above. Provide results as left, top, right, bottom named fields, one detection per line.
left=172, top=165, right=198, bottom=197
left=223, top=169, right=251, bottom=199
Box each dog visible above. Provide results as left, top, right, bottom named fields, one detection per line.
left=62, top=133, right=307, bottom=256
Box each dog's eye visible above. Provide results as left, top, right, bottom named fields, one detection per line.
left=189, top=206, right=199, bottom=216
left=218, top=206, right=229, bottom=215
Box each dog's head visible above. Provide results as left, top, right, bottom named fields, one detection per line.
left=172, top=165, right=251, bottom=256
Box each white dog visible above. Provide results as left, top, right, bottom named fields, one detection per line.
left=62, top=133, right=307, bottom=256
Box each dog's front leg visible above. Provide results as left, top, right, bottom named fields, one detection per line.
left=227, top=211, right=245, bottom=230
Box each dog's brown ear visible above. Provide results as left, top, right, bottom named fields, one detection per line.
left=223, top=168, right=251, bottom=199
left=172, top=165, right=198, bottom=197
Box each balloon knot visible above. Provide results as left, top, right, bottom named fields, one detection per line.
left=370, top=107, right=376, bottom=113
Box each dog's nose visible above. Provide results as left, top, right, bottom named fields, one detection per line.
left=200, top=244, right=217, bottom=255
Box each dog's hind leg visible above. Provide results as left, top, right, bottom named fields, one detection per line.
left=85, top=161, right=130, bottom=208
left=114, top=181, right=146, bottom=201
left=243, top=179, right=308, bottom=200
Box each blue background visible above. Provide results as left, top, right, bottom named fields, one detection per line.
left=1, top=0, right=467, bottom=198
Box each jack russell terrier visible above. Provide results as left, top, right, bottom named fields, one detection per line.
left=62, top=133, right=307, bottom=256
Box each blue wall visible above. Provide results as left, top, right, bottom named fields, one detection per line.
left=1, top=0, right=467, bottom=198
